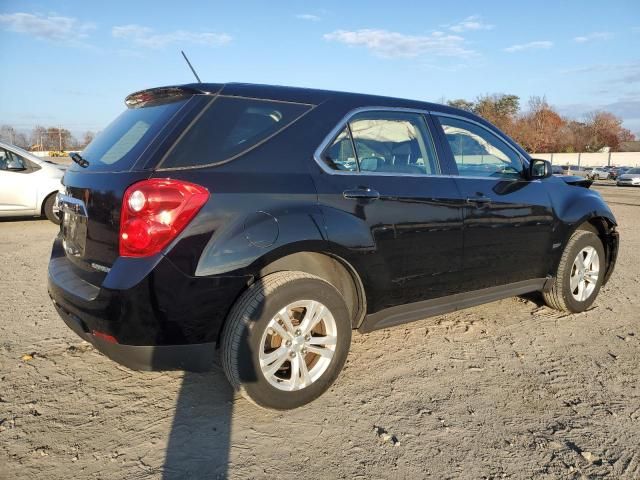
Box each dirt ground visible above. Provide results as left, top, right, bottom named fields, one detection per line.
left=1, top=184, right=639, bottom=480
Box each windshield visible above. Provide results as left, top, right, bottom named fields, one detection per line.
left=73, top=98, right=188, bottom=172
left=627, top=168, right=640, bottom=174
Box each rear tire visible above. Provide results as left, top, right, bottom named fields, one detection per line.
left=220, top=271, right=352, bottom=410
left=543, top=230, right=605, bottom=312
left=43, top=193, right=61, bottom=225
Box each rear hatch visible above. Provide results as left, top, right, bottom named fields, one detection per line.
left=58, top=87, right=213, bottom=284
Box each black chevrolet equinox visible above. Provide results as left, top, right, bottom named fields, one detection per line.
left=48, top=83, right=619, bottom=409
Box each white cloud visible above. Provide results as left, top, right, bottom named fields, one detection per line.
left=449, top=15, right=493, bottom=33
left=323, top=29, right=475, bottom=58
left=0, top=12, right=95, bottom=42
left=504, top=40, right=553, bottom=53
left=563, top=61, right=640, bottom=83
left=573, top=32, right=612, bottom=43
left=556, top=98, right=640, bottom=126
left=112, top=24, right=231, bottom=49
left=296, top=14, right=321, bottom=22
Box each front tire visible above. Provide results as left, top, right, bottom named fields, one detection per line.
left=543, top=230, right=605, bottom=312
left=220, top=271, right=352, bottom=410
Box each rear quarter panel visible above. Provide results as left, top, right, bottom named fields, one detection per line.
left=156, top=111, right=330, bottom=278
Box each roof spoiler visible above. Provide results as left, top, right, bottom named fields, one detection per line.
left=125, top=83, right=224, bottom=108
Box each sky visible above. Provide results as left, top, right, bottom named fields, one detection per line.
left=1, top=0, right=639, bottom=138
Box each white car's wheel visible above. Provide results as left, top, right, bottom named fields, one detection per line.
left=43, top=193, right=61, bottom=225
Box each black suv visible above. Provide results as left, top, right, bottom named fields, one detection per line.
left=48, top=83, right=619, bottom=409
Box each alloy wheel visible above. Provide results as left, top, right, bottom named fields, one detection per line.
left=569, top=246, right=600, bottom=302
left=259, top=300, right=337, bottom=391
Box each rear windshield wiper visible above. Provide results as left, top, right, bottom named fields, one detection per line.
left=70, top=152, right=89, bottom=168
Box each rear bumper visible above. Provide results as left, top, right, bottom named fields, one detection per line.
left=48, top=236, right=251, bottom=371
left=53, top=300, right=216, bottom=371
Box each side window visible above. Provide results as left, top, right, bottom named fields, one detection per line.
left=324, top=127, right=357, bottom=171
left=436, top=116, right=523, bottom=178
left=0, top=148, right=27, bottom=172
left=161, top=97, right=311, bottom=169
left=349, top=112, right=438, bottom=175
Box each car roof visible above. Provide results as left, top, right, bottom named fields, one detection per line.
left=128, top=81, right=530, bottom=158
left=131, top=81, right=492, bottom=125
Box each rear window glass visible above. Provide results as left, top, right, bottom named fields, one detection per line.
left=73, top=99, right=188, bottom=172
left=159, top=97, right=311, bottom=169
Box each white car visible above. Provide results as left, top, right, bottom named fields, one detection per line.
left=0, top=141, right=65, bottom=224
left=588, top=168, right=611, bottom=180
left=616, top=168, right=640, bottom=187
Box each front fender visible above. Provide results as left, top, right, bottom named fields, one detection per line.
left=553, top=187, right=616, bottom=234
left=547, top=182, right=618, bottom=281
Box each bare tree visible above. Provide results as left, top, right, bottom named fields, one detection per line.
left=0, top=125, right=16, bottom=144
left=30, top=125, right=47, bottom=150
left=13, top=132, right=29, bottom=148
left=81, top=131, right=95, bottom=148
left=44, top=127, right=74, bottom=151
left=584, top=111, right=631, bottom=152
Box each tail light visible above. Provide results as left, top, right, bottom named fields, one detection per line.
left=119, top=179, right=209, bottom=257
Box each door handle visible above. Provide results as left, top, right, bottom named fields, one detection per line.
left=343, top=188, right=380, bottom=200
left=466, top=196, right=492, bottom=205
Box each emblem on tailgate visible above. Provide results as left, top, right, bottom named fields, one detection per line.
left=91, top=263, right=111, bottom=273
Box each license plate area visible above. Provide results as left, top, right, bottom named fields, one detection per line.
left=60, top=194, right=88, bottom=257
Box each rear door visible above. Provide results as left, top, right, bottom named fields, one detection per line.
left=313, top=109, right=465, bottom=313
left=432, top=114, right=555, bottom=291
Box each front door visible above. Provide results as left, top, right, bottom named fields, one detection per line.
left=312, top=110, right=465, bottom=314
left=432, top=114, right=555, bottom=291
left=0, top=148, right=37, bottom=213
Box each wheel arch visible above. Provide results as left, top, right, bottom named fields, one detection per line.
left=40, top=189, right=58, bottom=216
left=575, top=215, right=619, bottom=285
left=550, top=186, right=619, bottom=286
left=256, top=250, right=367, bottom=328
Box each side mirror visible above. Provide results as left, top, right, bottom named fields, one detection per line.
left=529, top=159, right=552, bottom=179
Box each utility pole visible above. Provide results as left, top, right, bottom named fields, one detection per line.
left=58, top=127, right=62, bottom=151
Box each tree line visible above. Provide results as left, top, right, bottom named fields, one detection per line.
left=0, top=125, right=95, bottom=151
left=446, top=95, right=635, bottom=153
